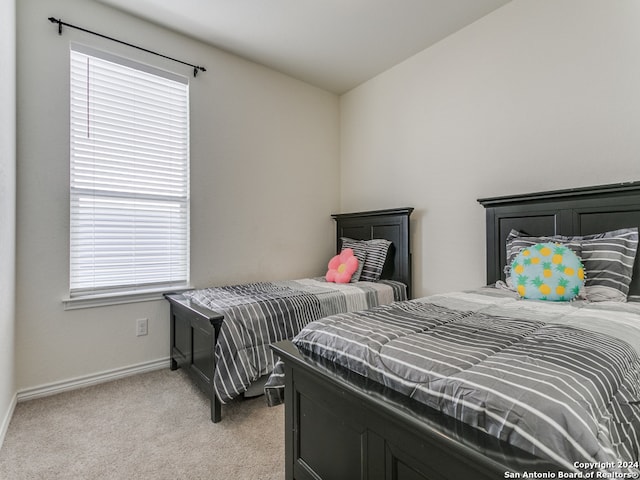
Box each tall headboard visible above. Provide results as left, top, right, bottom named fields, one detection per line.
left=478, top=181, right=640, bottom=298
left=332, top=207, right=414, bottom=298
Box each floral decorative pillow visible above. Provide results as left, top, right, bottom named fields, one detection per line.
left=326, top=248, right=359, bottom=283
left=510, top=242, right=585, bottom=301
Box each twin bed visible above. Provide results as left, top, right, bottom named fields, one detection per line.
left=164, top=207, right=413, bottom=422
left=269, top=182, right=640, bottom=480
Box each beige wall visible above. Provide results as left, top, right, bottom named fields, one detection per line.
left=15, top=0, right=340, bottom=392
left=0, top=0, right=17, bottom=444
left=340, top=0, right=640, bottom=297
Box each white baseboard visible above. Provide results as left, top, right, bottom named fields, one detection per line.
left=0, top=392, right=17, bottom=450
left=16, top=357, right=171, bottom=403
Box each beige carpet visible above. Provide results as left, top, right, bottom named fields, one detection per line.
left=0, top=368, right=285, bottom=480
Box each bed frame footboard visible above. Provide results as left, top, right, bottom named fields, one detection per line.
left=164, top=293, right=224, bottom=423
left=271, top=340, right=562, bottom=480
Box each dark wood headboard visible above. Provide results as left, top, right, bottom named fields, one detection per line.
left=332, top=207, right=414, bottom=298
left=478, top=181, right=640, bottom=298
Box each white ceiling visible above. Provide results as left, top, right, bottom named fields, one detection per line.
left=97, top=0, right=512, bottom=94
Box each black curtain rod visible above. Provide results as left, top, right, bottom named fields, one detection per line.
left=48, top=16, right=206, bottom=77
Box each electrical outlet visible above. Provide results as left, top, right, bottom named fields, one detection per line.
left=136, top=318, right=148, bottom=336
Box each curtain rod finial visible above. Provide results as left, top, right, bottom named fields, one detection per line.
left=48, top=16, right=63, bottom=35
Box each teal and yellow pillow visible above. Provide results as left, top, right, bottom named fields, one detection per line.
left=510, top=242, right=585, bottom=301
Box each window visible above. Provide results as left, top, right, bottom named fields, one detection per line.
left=68, top=44, right=189, bottom=304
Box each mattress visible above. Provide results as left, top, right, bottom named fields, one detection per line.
left=182, top=277, right=406, bottom=403
left=268, top=287, right=640, bottom=476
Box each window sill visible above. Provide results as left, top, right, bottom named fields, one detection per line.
left=63, top=286, right=192, bottom=310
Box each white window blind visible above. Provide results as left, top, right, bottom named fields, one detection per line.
left=69, top=45, right=190, bottom=298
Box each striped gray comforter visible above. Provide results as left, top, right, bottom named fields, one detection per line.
left=272, top=288, right=640, bottom=475
left=182, top=278, right=406, bottom=403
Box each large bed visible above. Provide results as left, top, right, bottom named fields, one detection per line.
left=164, top=207, right=413, bottom=422
left=269, top=182, right=640, bottom=480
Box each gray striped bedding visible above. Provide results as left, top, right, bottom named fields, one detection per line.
left=181, top=278, right=406, bottom=403
left=268, top=288, right=640, bottom=475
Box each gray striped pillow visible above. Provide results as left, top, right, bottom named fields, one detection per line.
left=350, top=248, right=367, bottom=283
left=341, top=238, right=392, bottom=282
left=505, top=228, right=639, bottom=302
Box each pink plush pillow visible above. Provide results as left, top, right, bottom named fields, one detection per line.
left=326, top=248, right=359, bottom=283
